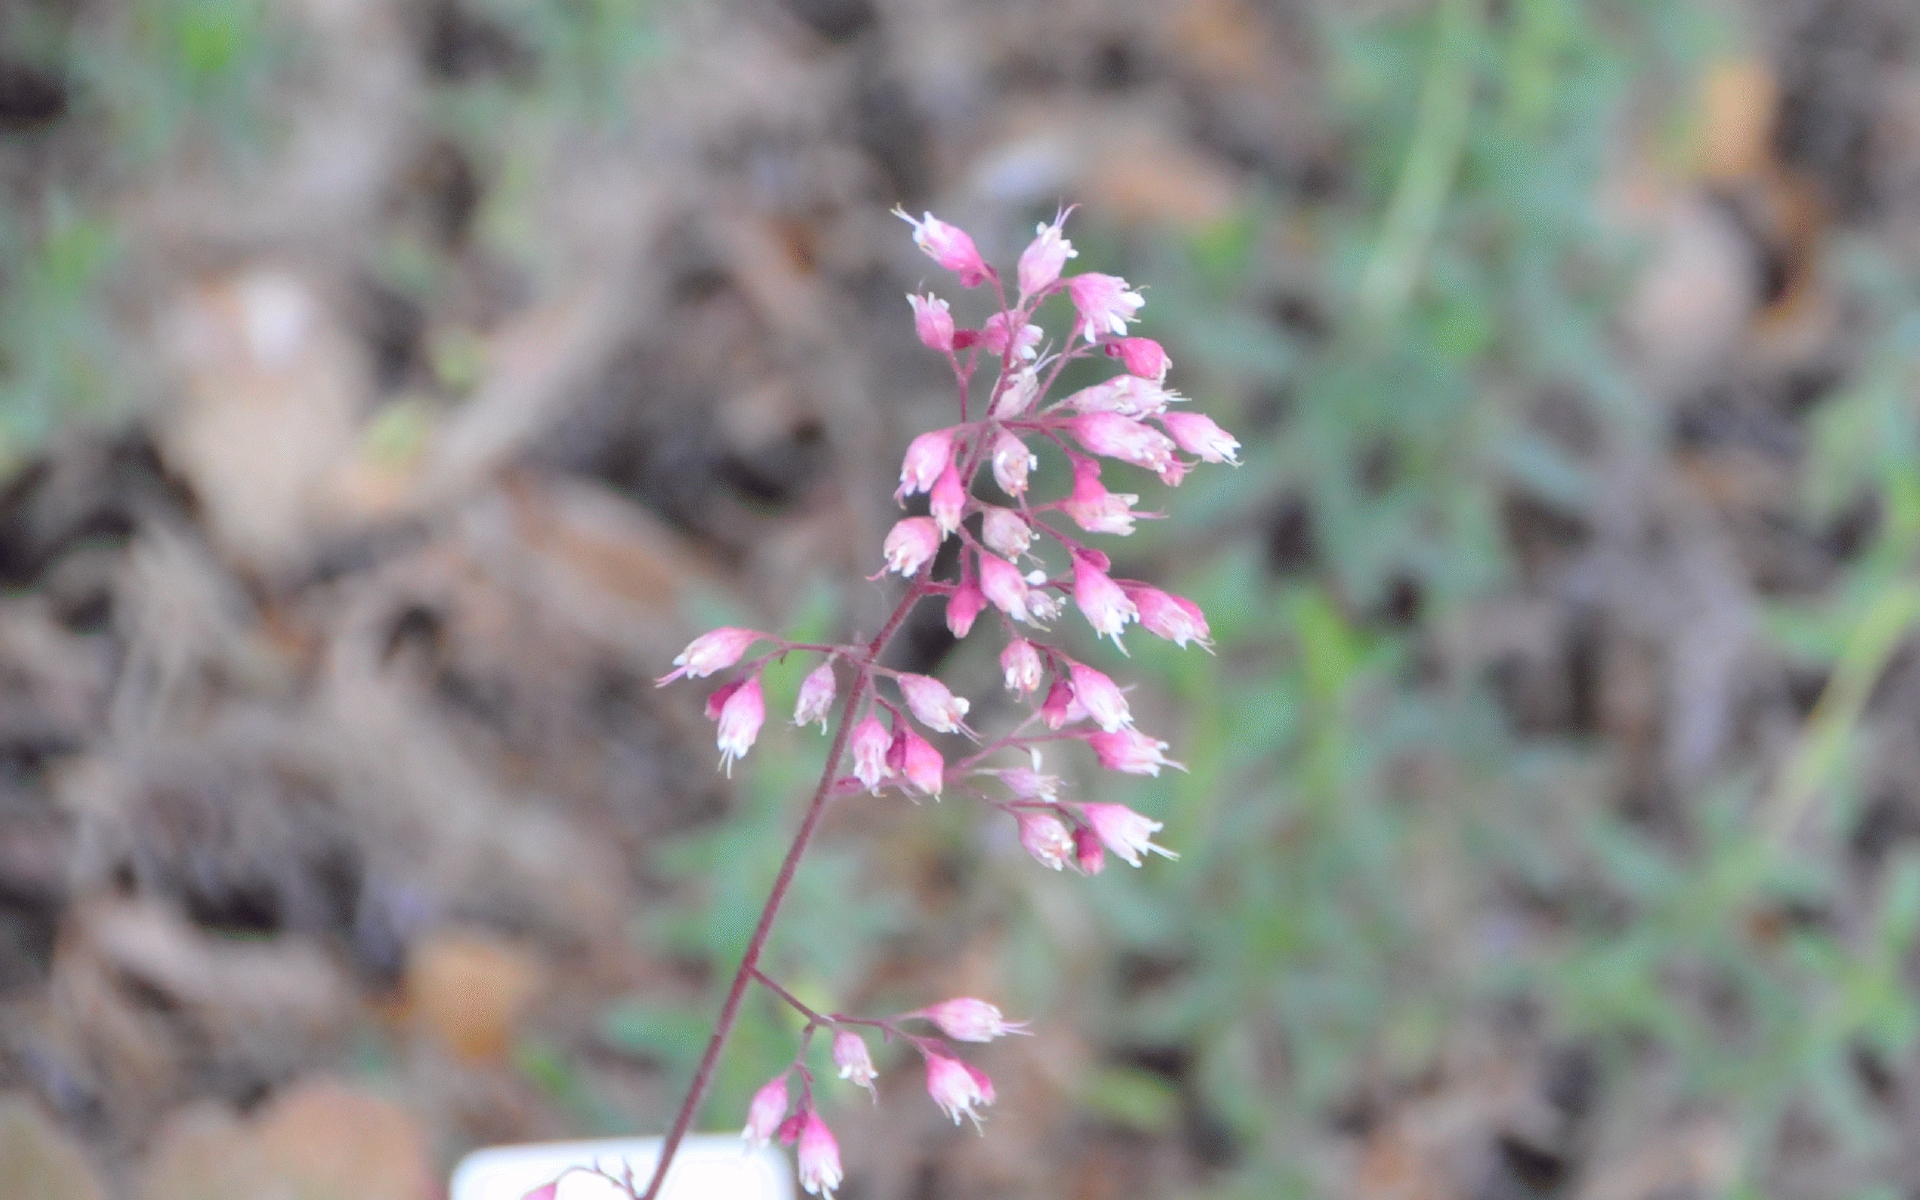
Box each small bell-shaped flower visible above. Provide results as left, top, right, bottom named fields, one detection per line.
left=1067, top=273, right=1144, bottom=340
left=1072, top=825, right=1107, bottom=874
left=657, top=627, right=761, bottom=685
left=1061, top=458, right=1139, bottom=537
left=929, top=462, right=967, bottom=535
left=894, top=209, right=992, bottom=287
left=1018, top=211, right=1077, bottom=298
left=1080, top=802, right=1178, bottom=866
left=990, top=429, right=1036, bottom=497
left=1127, top=585, right=1212, bottom=649
left=920, top=998, right=1029, bottom=1043
left=716, top=675, right=766, bottom=775
left=793, top=662, right=837, bottom=731
left=1160, top=411, right=1240, bottom=465
left=1000, top=640, right=1043, bottom=694
left=896, top=429, right=956, bottom=502
left=923, top=1052, right=996, bottom=1130
left=898, top=673, right=972, bottom=735
left=888, top=726, right=945, bottom=796
left=946, top=582, right=986, bottom=638
left=742, top=1073, right=790, bottom=1147
left=796, top=1111, right=844, bottom=1199
left=833, top=1029, right=878, bottom=1099
left=978, top=552, right=1035, bottom=624
left=981, top=507, right=1033, bottom=558
left=907, top=293, right=955, bottom=353
left=1105, top=336, right=1169, bottom=382
left=1069, top=412, right=1177, bottom=476
left=883, top=517, right=943, bottom=576
left=1017, top=811, right=1074, bottom=870
left=850, top=716, right=892, bottom=791
left=1086, top=728, right=1182, bottom=776
left=1071, top=554, right=1138, bottom=647
left=1068, top=662, right=1131, bottom=732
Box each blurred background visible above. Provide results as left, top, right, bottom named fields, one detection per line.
left=2, top=0, right=1920, bottom=1198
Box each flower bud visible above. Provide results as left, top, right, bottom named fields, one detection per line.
left=990, top=429, right=1036, bottom=497
left=920, top=998, right=1029, bottom=1042
left=1105, top=336, right=1169, bottom=382
left=716, top=675, right=766, bottom=775
left=850, top=716, right=892, bottom=791
left=895, top=208, right=992, bottom=287
left=1000, top=640, right=1043, bottom=694
left=980, top=507, right=1032, bottom=558
left=833, top=1029, right=878, bottom=1099
left=1160, top=411, right=1240, bottom=465
left=793, top=662, right=837, bottom=730
left=657, top=626, right=761, bottom=685
left=888, top=725, right=945, bottom=796
left=929, top=462, right=967, bottom=535
left=1017, top=811, right=1074, bottom=870
left=883, top=517, right=943, bottom=576
left=898, top=673, right=972, bottom=735
left=1081, top=801, right=1177, bottom=866
left=946, top=582, right=986, bottom=638
left=907, top=292, right=955, bottom=353
left=1071, top=825, right=1106, bottom=875
left=1067, top=272, right=1144, bottom=340
left=742, top=1073, right=789, bottom=1147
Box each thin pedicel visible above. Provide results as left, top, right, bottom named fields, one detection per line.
left=562, top=206, right=1238, bottom=1200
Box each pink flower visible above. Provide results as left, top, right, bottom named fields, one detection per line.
left=981, top=312, right=1042, bottom=360
left=1018, top=211, right=1077, bottom=297
left=1072, top=554, right=1137, bottom=647
left=833, top=1029, right=878, bottom=1099
left=990, top=366, right=1041, bottom=418
left=850, top=715, right=892, bottom=791
left=522, top=1185, right=558, bottom=1200
left=1080, top=802, right=1177, bottom=866
left=794, top=661, right=837, bottom=730
left=1159, top=411, right=1240, bottom=465
left=883, top=517, right=943, bottom=576
left=895, top=208, right=992, bottom=287
left=742, top=1073, right=790, bottom=1147
left=1069, top=412, right=1176, bottom=475
left=978, top=552, right=1035, bottom=624
left=1017, top=811, right=1074, bottom=870
left=1072, top=825, right=1106, bottom=875
left=981, top=507, right=1032, bottom=558
left=1068, top=273, right=1144, bottom=341
left=1087, top=727, right=1183, bottom=776
left=896, top=429, right=956, bottom=502
left=1068, top=662, right=1131, bottom=731
left=929, top=462, right=967, bottom=535
left=924, top=1052, right=996, bottom=1130
left=1065, top=375, right=1173, bottom=417
left=796, top=1111, right=844, bottom=1199
left=716, top=675, right=766, bottom=775
left=898, top=673, right=972, bottom=735
left=990, top=430, right=1037, bottom=496
left=1105, top=337, right=1169, bottom=382
left=1000, top=766, right=1059, bottom=802
left=1061, top=458, right=1139, bottom=536
left=1127, top=585, right=1212, bottom=649
left=920, top=998, right=1029, bottom=1042
left=888, top=726, right=945, bottom=796
left=907, top=293, right=955, bottom=353
left=1000, top=640, right=1043, bottom=694
left=657, top=626, right=761, bottom=685
left=946, top=582, right=986, bottom=638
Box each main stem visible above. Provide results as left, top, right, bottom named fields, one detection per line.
left=638, top=585, right=925, bottom=1200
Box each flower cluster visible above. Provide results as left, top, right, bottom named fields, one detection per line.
left=646, top=207, right=1234, bottom=1199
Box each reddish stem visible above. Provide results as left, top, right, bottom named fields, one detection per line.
left=637, top=584, right=928, bottom=1200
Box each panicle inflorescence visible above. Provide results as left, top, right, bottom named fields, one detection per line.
left=645, top=206, right=1237, bottom=1199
